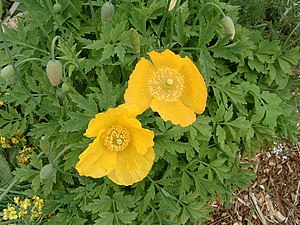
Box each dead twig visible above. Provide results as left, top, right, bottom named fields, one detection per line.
left=249, top=191, right=268, bottom=225
left=285, top=180, right=300, bottom=223
left=2, top=2, right=20, bottom=23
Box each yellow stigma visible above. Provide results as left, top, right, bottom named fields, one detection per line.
left=148, top=67, right=184, bottom=102
left=166, top=78, right=174, bottom=86
left=102, top=125, right=130, bottom=152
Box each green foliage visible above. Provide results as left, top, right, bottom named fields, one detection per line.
left=0, top=0, right=299, bottom=224
left=228, top=0, right=300, bottom=48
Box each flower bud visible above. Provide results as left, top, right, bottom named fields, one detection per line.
left=56, top=87, right=65, bottom=101
left=61, top=82, right=71, bottom=93
left=221, top=16, right=235, bottom=40
left=40, top=136, right=50, bottom=155
left=0, top=65, right=16, bottom=85
left=53, top=3, right=62, bottom=14
left=39, top=164, right=56, bottom=181
left=101, top=2, right=114, bottom=23
left=168, top=0, right=177, bottom=11
left=128, top=28, right=140, bottom=54
left=46, top=59, right=62, bottom=86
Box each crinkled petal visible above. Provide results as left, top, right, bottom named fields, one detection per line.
left=85, top=104, right=140, bottom=138
left=148, top=49, right=185, bottom=71
left=76, top=133, right=117, bottom=178
left=150, top=99, right=196, bottom=127
left=118, top=117, right=154, bottom=155
left=124, top=58, right=155, bottom=114
left=179, top=57, right=208, bottom=114
left=107, top=145, right=155, bottom=186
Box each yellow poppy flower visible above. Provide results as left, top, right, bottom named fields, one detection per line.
left=124, top=49, right=208, bottom=127
left=75, top=104, right=155, bottom=186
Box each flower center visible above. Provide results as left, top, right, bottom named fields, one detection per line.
left=148, top=67, right=184, bottom=102
left=102, top=125, right=130, bottom=152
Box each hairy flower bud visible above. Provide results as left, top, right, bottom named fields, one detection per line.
left=40, top=136, right=50, bottom=155
left=62, top=82, right=71, bottom=93
left=56, top=87, right=65, bottom=101
left=128, top=28, right=140, bottom=54
left=0, top=65, right=16, bottom=85
left=221, top=16, right=235, bottom=40
left=39, top=164, right=56, bottom=181
left=46, top=59, right=62, bottom=86
left=101, top=2, right=114, bottom=23
left=53, top=3, right=62, bottom=14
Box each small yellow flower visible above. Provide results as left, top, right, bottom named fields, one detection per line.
left=17, top=154, right=31, bottom=165
left=11, top=137, right=19, bottom=144
left=16, top=130, right=22, bottom=137
left=0, top=101, right=4, bottom=106
left=2, top=196, right=44, bottom=223
left=3, top=204, right=18, bottom=220
left=124, top=49, right=208, bottom=127
left=76, top=104, right=155, bottom=186
left=3, top=209, right=9, bottom=220
left=0, top=136, right=11, bottom=148
left=17, top=148, right=34, bottom=165
left=13, top=197, right=19, bottom=204
left=18, top=208, right=27, bottom=218
left=20, top=198, right=31, bottom=210
left=32, top=196, right=44, bottom=210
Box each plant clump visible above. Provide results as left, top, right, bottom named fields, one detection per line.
left=0, top=0, right=299, bottom=224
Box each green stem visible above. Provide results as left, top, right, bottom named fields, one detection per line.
left=66, top=0, right=89, bottom=24
left=53, top=144, right=76, bottom=163
left=173, top=47, right=203, bottom=51
left=136, top=52, right=141, bottom=61
left=284, top=21, right=300, bottom=47
left=0, top=22, right=51, bottom=120
left=8, top=92, right=49, bottom=122
left=0, top=178, right=19, bottom=203
left=0, top=22, right=20, bottom=83
left=88, top=0, right=100, bottom=39
left=202, top=2, right=226, bottom=17
left=43, top=0, right=64, bottom=33
left=168, top=7, right=176, bottom=48
left=156, top=0, right=172, bottom=48
left=15, top=58, right=46, bottom=67
left=192, top=2, right=226, bottom=28
left=0, top=220, right=22, bottom=225
left=51, top=36, right=61, bottom=60
left=148, top=176, right=184, bottom=206
left=0, top=188, right=27, bottom=195
left=23, top=2, right=52, bottom=42
left=56, top=37, right=91, bottom=85
left=55, top=165, right=81, bottom=179
left=60, top=77, right=79, bottom=94
left=14, top=42, right=50, bottom=55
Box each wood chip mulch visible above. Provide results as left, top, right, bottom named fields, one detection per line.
left=203, top=140, right=300, bottom=225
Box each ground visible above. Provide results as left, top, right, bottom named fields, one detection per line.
left=203, top=140, right=300, bottom=225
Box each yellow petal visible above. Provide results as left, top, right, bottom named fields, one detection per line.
left=148, top=49, right=185, bottom=71
left=118, top=103, right=141, bottom=117
left=75, top=133, right=117, bottom=178
left=118, top=117, right=155, bottom=155
left=85, top=104, right=140, bottom=138
left=150, top=99, right=196, bottom=127
left=107, top=145, right=155, bottom=186
left=124, top=58, right=155, bottom=114
left=179, top=58, right=208, bottom=114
